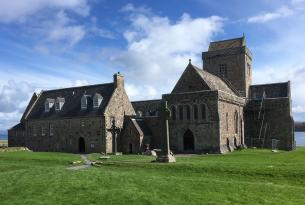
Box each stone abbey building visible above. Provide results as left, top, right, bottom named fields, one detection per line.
left=8, top=36, right=295, bottom=154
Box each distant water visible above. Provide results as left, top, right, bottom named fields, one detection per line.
left=295, top=132, right=305, bottom=146
left=0, top=136, right=7, bottom=140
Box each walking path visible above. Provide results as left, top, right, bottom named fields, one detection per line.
left=66, top=154, right=92, bottom=170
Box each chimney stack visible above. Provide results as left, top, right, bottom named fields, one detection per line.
left=113, top=72, right=124, bottom=89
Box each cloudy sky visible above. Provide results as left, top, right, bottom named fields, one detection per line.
left=0, top=0, right=305, bottom=133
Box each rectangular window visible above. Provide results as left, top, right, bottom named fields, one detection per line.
left=33, top=126, right=37, bottom=136
left=179, top=105, right=183, bottom=120
left=247, top=63, right=251, bottom=75
left=41, top=126, right=46, bottom=136
left=49, top=123, right=54, bottom=136
left=219, top=64, right=228, bottom=77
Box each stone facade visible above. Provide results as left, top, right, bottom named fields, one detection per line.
left=8, top=36, right=295, bottom=153
left=8, top=73, right=135, bottom=154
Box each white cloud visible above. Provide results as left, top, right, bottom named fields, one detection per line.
left=125, top=84, right=158, bottom=100
left=73, top=80, right=89, bottom=87
left=0, top=0, right=90, bottom=23
left=248, top=6, right=293, bottom=23
left=293, top=106, right=305, bottom=113
left=111, top=5, right=223, bottom=100
left=0, top=80, right=35, bottom=113
left=253, top=64, right=305, bottom=120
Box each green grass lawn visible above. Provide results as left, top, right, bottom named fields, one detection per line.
left=1, top=148, right=305, bottom=205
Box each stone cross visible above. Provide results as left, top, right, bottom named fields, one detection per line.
left=160, top=100, right=171, bottom=155
left=157, top=100, right=176, bottom=163
left=107, top=117, right=120, bottom=154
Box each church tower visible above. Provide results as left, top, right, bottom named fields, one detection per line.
left=202, top=35, right=252, bottom=97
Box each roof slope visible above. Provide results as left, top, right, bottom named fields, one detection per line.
left=208, top=37, right=245, bottom=51
left=21, top=92, right=38, bottom=122
left=26, top=83, right=115, bottom=120
left=193, top=65, right=235, bottom=95
left=172, top=63, right=235, bottom=95
left=131, top=118, right=152, bottom=136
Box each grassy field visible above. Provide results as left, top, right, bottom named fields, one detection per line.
left=1, top=148, right=305, bottom=205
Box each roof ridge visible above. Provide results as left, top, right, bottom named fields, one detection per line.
left=210, top=36, right=244, bottom=44
left=42, top=82, right=114, bottom=93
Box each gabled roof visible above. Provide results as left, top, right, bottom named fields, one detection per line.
left=131, top=118, right=152, bottom=136
left=21, top=93, right=38, bottom=122
left=192, top=64, right=236, bottom=95
left=9, top=122, right=25, bottom=130
left=208, top=37, right=245, bottom=51
left=26, top=83, right=115, bottom=120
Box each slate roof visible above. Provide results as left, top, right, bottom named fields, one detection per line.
left=208, top=37, right=245, bottom=51
left=26, top=83, right=115, bottom=120
left=192, top=64, right=236, bottom=95
left=249, top=82, right=290, bottom=99
left=132, top=99, right=161, bottom=116
left=131, top=118, right=152, bottom=136
left=9, top=122, right=25, bottom=130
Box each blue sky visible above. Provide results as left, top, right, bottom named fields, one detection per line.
left=0, top=0, right=305, bottom=133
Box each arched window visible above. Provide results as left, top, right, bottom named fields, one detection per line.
left=81, top=95, right=88, bottom=110
left=171, top=106, right=176, bottom=120
left=193, top=105, right=198, bottom=120
left=137, top=111, right=142, bottom=117
left=201, top=104, right=207, bottom=120
left=234, top=111, right=238, bottom=134
left=185, top=105, right=191, bottom=120
left=44, top=98, right=54, bottom=112
left=55, top=97, right=65, bottom=111
left=179, top=105, right=183, bottom=120
left=226, top=113, right=229, bottom=131
left=93, top=93, right=103, bottom=109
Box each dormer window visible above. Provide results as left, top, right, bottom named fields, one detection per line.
left=81, top=95, right=91, bottom=110
left=44, top=98, right=54, bottom=112
left=93, top=93, right=103, bottom=109
left=55, top=97, right=65, bottom=111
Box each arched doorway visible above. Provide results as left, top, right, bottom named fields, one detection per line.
left=129, top=143, right=133, bottom=154
left=183, top=130, right=194, bottom=152
left=79, top=137, right=85, bottom=153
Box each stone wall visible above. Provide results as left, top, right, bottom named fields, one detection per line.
left=163, top=91, right=221, bottom=153
left=245, top=97, right=295, bottom=150
left=119, top=118, right=143, bottom=154
left=202, top=46, right=252, bottom=97
left=104, top=86, right=135, bottom=153
left=25, top=116, right=105, bottom=153
left=132, top=100, right=161, bottom=117
left=143, top=116, right=161, bottom=149
left=218, top=91, right=245, bottom=153
left=249, top=82, right=289, bottom=99
left=8, top=123, right=26, bottom=147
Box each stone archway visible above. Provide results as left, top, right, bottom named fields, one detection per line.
left=183, top=129, right=194, bottom=152
left=78, top=137, right=85, bottom=153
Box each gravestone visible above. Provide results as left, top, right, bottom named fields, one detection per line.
left=156, top=100, right=176, bottom=163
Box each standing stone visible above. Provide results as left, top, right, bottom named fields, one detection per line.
left=156, top=100, right=176, bottom=163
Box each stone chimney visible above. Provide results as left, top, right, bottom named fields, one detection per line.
left=113, top=72, right=124, bottom=89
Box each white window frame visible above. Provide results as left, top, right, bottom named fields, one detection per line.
left=41, top=126, right=46, bottom=136
left=50, top=123, right=54, bottom=136
left=81, top=96, right=87, bottom=110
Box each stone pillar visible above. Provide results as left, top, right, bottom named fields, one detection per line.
left=156, top=100, right=176, bottom=163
